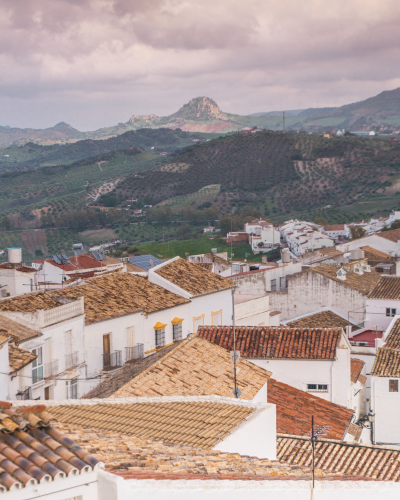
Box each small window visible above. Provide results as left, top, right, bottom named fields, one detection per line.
left=307, top=383, right=328, bottom=392
left=280, top=276, right=287, bottom=289
left=271, top=279, right=277, bottom=291
left=70, top=378, right=78, bottom=399
left=386, top=308, right=396, bottom=317
left=32, top=347, right=43, bottom=385
left=155, top=328, right=165, bottom=348
left=212, top=310, right=222, bottom=326
left=389, top=380, right=398, bottom=392
left=173, top=323, right=182, bottom=341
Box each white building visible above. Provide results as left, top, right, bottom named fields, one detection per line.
left=366, top=277, right=400, bottom=332
left=337, top=227, right=400, bottom=257
left=322, top=224, right=350, bottom=240
left=227, top=219, right=280, bottom=252
left=280, top=220, right=334, bottom=256
left=0, top=248, right=38, bottom=297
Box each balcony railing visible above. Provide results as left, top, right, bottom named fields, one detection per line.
left=16, top=387, right=31, bottom=400
left=65, top=351, right=79, bottom=370
left=350, top=340, right=376, bottom=347
left=102, top=350, right=122, bottom=371
left=125, top=344, right=144, bottom=363
left=45, top=359, right=59, bottom=378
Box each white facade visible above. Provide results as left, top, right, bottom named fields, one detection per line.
left=322, top=225, right=350, bottom=239
left=370, top=374, right=400, bottom=445
left=0, top=266, right=38, bottom=297
left=234, top=295, right=271, bottom=327
left=280, top=220, right=334, bottom=256
left=337, top=234, right=400, bottom=257
left=366, top=298, right=400, bottom=332
left=0, top=337, right=9, bottom=400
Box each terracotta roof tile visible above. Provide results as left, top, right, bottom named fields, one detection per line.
left=52, top=273, right=189, bottom=324
left=323, top=225, right=345, bottom=231
left=0, top=292, right=60, bottom=314
left=377, top=228, right=400, bottom=243
left=55, top=422, right=330, bottom=480
left=100, top=335, right=271, bottom=400
left=371, top=347, right=400, bottom=377
left=268, top=379, right=356, bottom=440
left=368, top=277, right=400, bottom=299
left=287, top=311, right=351, bottom=330
left=45, top=254, right=104, bottom=271
left=0, top=315, right=40, bottom=343
left=350, top=358, right=365, bottom=384
left=385, top=319, right=400, bottom=349
left=361, top=246, right=392, bottom=260
left=277, top=434, right=400, bottom=481
left=155, top=258, right=231, bottom=296
left=0, top=264, right=36, bottom=273
left=8, top=345, right=37, bottom=373
left=0, top=402, right=100, bottom=492
left=311, top=264, right=380, bottom=295
left=198, top=326, right=342, bottom=360
left=49, top=400, right=255, bottom=449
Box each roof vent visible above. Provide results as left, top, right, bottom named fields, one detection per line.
left=353, top=266, right=363, bottom=275
left=336, top=268, right=347, bottom=280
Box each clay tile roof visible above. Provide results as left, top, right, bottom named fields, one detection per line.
left=287, top=310, right=350, bottom=330
left=204, top=253, right=230, bottom=266
left=0, top=402, right=100, bottom=492
left=52, top=273, right=190, bottom=324
left=0, top=291, right=60, bottom=313
left=197, top=326, right=342, bottom=360
left=377, top=227, right=400, bottom=242
left=155, top=258, right=231, bottom=296
left=317, top=247, right=344, bottom=257
left=125, top=262, right=147, bottom=272
left=371, top=347, right=400, bottom=377
left=385, top=319, right=400, bottom=350
left=49, top=399, right=256, bottom=449
left=311, top=264, right=380, bottom=295
left=0, top=315, right=40, bottom=343
left=277, top=434, right=400, bottom=481
left=54, top=422, right=331, bottom=480
left=368, top=277, right=400, bottom=299
left=268, top=379, right=356, bottom=440
left=323, top=224, right=345, bottom=231
left=94, top=335, right=270, bottom=400
left=350, top=358, right=365, bottom=384
left=0, top=264, right=37, bottom=273
left=8, top=344, right=37, bottom=372
left=361, top=246, right=391, bottom=260
left=45, top=254, right=103, bottom=271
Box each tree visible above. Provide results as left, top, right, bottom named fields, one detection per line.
left=177, top=223, right=192, bottom=239
left=35, top=249, right=44, bottom=257
left=350, top=226, right=366, bottom=240
left=0, top=216, right=11, bottom=230
left=313, top=216, right=327, bottom=225
left=219, top=217, right=236, bottom=236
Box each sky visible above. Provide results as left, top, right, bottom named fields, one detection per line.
left=1, top=0, right=400, bottom=131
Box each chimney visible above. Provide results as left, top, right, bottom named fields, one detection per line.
left=262, top=256, right=268, bottom=264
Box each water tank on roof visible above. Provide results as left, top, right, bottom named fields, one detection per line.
left=350, top=249, right=364, bottom=260
left=8, top=248, right=22, bottom=264
left=282, top=250, right=291, bottom=263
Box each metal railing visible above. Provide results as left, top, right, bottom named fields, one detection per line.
left=16, top=387, right=31, bottom=400
left=45, top=359, right=59, bottom=378
left=65, top=351, right=79, bottom=370
left=349, top=340, right=376, bottom=347
left=102, top=350, right=122, bottom=370
left=125, top=344, right=144, bottom=363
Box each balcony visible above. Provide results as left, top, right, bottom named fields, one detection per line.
left=65, top=351, right=79, bottom=370
left=125, top=344, right=144, bottom=363
left=102, top=350, right=122, bottom=371
left=16, top=387, right=31, bottom=400
left=45, top=359, right=59, bottom=378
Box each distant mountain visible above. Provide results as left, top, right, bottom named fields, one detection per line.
left=0, top=122, right=83, bottom=147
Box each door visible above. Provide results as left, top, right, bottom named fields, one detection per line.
left=103, top=333, right=111, bottom=368
left=44, top=386, right=50, bottom=400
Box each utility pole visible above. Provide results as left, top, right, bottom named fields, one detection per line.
left=230, top=222, right=240, bottom=398
left=283, top=111, right=285, bottom=132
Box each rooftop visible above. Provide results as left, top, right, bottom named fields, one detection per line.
left=310, top=264, right=380, bottom=295
left=45, top=254, right=106, bottom=272
left=155, top=257, right=231, bottom=296
left=128, top=254, right=163, bottom=271
left=361, top=246, right=392, bottom=260
left=0, top=291, right=61, bottom=314
left=268, top=379, right=357, bottom=440
left=371, top=347, right=400, bottom=377
left=8, top=344, right=37, bottom=372
left=95, top=335, right=271, bottom=400
left=0, top=314, right=40, bottom=343
left=287, top=310, right=352, bottom=330
left=277, top=434, right=400, bottom=482
left=197, top=326, right=343, bottom=360
left=49, top=397, right=258, bottom=450
left=0, top=264, right=37, bottom=273
left=368, top=277, right=400, bottom=300
left=0, top=402, right=100, bottom=492
left=323, top=224, right=345, bottom=231
left=377, top=227, right=400, bottom=243
left=385, top=318, right=400, bottom=349
left=52, top=273, right=190, bottom=324
left=350, top=358, right=366, bottom=384
left=317, top=247, right=344, bottom=258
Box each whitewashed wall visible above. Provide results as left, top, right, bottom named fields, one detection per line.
left=366, top=298, right=400, bottom=331
left=0, top=268, right=37, bottom=296
left=337, top=236, right=399, bottom=255
left=0, top=341, right=9, bottom=400
left=371, top=376, right=400, bottom=445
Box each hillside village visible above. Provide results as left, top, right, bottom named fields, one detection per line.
left=3, top=211, right=400, bottom=498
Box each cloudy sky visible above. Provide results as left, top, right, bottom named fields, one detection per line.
left=1, top=0, right=400, bottom=130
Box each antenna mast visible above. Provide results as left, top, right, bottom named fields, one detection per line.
left=230, top=222, right=240, bottom=398
left=283, top=111, right=285, bottom=131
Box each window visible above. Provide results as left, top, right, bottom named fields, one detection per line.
left=386, top=308, right=397, bottom=317
left=307, top=383, right=328, bottom=392
left=70, top=378, right=78, bottom=399
left=212, top=310, right=222, bottom=326
left=32, top=347, right=43, bottom=384
left=126, top=326, right=135, bottom=348
left=193, top=315, right=205, bottom=333
left=280, top=276, right=287, bottom=289
left=271, top=279, right=277, bottom=291
left=155, top=329, right=165, bottom=348
left=389, top=379, right=399, bottom=392
left=173, top=323, right=182, bottom=341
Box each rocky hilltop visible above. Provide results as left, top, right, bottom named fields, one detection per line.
left=169, top=96, right=230, bottom=121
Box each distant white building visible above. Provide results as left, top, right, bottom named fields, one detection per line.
left=280, top=220, right=334, bottom=256
left=322, top=224, right=350, bottom=240
left=227, top=219, right=280, bottom=252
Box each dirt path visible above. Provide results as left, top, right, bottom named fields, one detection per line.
left=97, top=161, right=106, bottom=171
left=86, top=178, right=121, bottom=207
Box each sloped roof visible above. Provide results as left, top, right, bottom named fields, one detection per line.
left=8, top=344, right=37, bottom=372
left=53, top=273, right=190, bottom=324
left=106, top=335, right=271, bottom=400
left=0, top=402, right=100, bottom=492
left=385, top=318, right=400, bottom=349
left=49, top=399, right=256, bottom=449
left=45, top=255, right=104, bottom=271
left=277, top=434, right=400, bottom=482
left=0, top=264, right=36, bottom=273
left=361, top=246, right=392, bottom=260
left=56, top=422, right=330, bottom=480
left=350, top=358, right=365, bottom=384
left=197, top=326, right=342, bottom=360
left=0, top=314, right=40, bottom=343
left=323, top=225, right=345, bottom=231
left=377, top=228, right=400, bottom=243
left=287, top=310, right=350, bottom=330
left=129, top=254, right=163, bottom=271
left=0, top=291, right=60, bottom=313
left=368, top=277, right=400, bottom=299
left=155, top=258, right=231, bottom=296
left=371, top=347, right=400, bottom=377
left=268, top=379, right=356, bottom=440
left=310, top=264, right=380, bottom=295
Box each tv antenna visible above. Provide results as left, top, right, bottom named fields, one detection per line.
left=283, top=111, right=285, bottom=132
left=230, top=221, right=241, bottom=398
left=308, top=416, right=332, bottom=488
